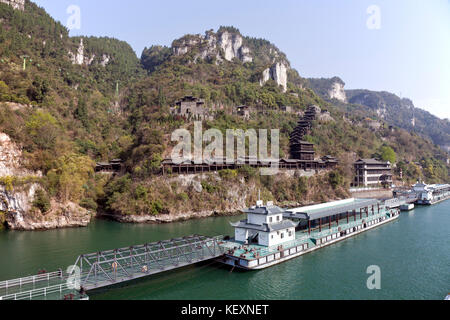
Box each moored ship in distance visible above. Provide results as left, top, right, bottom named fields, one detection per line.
left=412, top=182, right=450, bottom=205
left=220, top=198, right=400, bottom=270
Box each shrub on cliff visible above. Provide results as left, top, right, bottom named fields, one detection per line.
left=328, top=171, right=344, bottom=190
left=80, top=198, right=98, bottom=211
left=33, top=189, right=51, bottom=214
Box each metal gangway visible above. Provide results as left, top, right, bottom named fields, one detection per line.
left=0, top=235, right=225, bottom=300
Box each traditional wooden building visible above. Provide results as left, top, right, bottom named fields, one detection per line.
left=236, top=105, right=251, bottom=120
left=95, top=159, right=123, bottom=173
left=353, top=159, right=393, bottom=187
left=280, top=106, right=292, bottom=113
left=290, top=141, right=315, bottom=161
left=172, top=96, right=207, bottom=120
left=289, top=105, right=321, bottom=160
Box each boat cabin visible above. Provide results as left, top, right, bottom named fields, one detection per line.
left=231, top=201, right=298, bottom=247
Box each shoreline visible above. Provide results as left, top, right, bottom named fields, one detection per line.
left=96, top=210, right=243, bottom=225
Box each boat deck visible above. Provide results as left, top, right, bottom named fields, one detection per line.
left=222, top=210, right=390, bottom=260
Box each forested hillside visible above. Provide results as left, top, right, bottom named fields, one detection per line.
left=0, top=1, right=448, bottom=228
left=306, top=76, right=450, bottom=150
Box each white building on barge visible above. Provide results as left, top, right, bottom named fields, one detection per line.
left=412, top=182, right=450, bottom=205
left=223, top=198, right=400, bottom=270
left=230, top=201, right=298, bottom=247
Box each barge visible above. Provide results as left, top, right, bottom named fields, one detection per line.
left=412, top=183, right=450, bottom=205
left=221, top=198, right=400, bottom=270
left=400, top=203, right=415, bottom=211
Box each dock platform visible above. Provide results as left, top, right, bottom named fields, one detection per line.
left=0, top=235, right=224, bottom=300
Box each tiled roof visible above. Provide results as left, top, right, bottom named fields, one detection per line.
left=230, top=219, right=298, bottom=232
left=242, top=205, right=286, bottom=216
left=355, top=158, right=389, bottom=165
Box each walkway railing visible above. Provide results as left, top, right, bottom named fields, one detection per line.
left=0, top=282, right=85, bottom=301
left=72, top=235, right=225, bottom=290
left=306, top=211, right=388, bottom=239
left=0, top=235, right=226, bottom=300
left=0, top=270, right=63, bottom=291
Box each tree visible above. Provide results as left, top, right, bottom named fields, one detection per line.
left=328, top=171, right=344, bottom=189
left=33, top=189, right=51, bottom=213
left=47, top=154, right=95, bottom=203
left=25, top=110, right=60, bottom=150
left=74, top=97, right=89, bottom=129
left=380, top=146, right=396, bottom=163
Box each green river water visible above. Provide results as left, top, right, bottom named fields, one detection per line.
left=0, top=201, right=449, bottom=300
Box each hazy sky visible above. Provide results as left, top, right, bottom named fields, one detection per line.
left=34, top=0, right=450, bottom=120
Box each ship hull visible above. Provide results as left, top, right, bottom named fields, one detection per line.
left=220, top=212, right=400, bottom=270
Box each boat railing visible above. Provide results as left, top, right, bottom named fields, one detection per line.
left=0, top=282, right=80, bottom=301
left=0, top=270, right=63, bottom=290
left=306, top=211, right=387, bottom=239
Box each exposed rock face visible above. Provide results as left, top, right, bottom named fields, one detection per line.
left=0, top=102, right=30, bottom=112
left=68, top=38, right=111, bottom=67
left=0, top=132, right=37, bottom=177
left=0, top=0, right=25, bottom=11
left=69, top=38, right=86, bottom=65
left=260, top=68, right=271, bottom=84
left=328, top=80, right=347, bottom=102
left=0, top=131, right=92, bottom=230
left=218, top=31, right=252, bottom=63
left=144, top=27, right=294, bottom=91
left=318, top=112, right=335, bottom=123
left=260, top=62, right=288, bottom=92
left=4, top=200, right=91, bottom=231
left=307, top=77, right=347, bottom=102
left=271, top=62, right=288, bottom=92
left=172, top=30, right=253, bottom=64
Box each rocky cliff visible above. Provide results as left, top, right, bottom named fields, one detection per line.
left=307, top=77, right=347, bottom=102
left=0, top=132, right=92, bottom=230
left=142, top=27, right=291, bottom=92
left=0, top=0, right=24, bottom=11
left=307, top=76, right=449, bottom=150
left=68, top=38, right=111, bottom=67
left=346, top=89, right=450, bottom=149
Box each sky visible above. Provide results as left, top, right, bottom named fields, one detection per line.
left=33, top=0, right=450, bottom=120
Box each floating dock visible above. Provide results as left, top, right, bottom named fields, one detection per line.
left=400, top=203, right=415, bottom=211
left=0, top=235, right=224, bottom=300
left=0, top=198, right=401, bottom=299
left=413, top=183, right=450, bottom=205
left=222, top=198, right=400, bottom=270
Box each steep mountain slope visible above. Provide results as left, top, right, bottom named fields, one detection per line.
left=345, top=89, right=450, bottom=150
left=0, top=0, right=144, bottom=229
left=0, top=1, right=448, bottom=229
left=307, top=77, right=450, bottom=151
left=307, top=77, right=347, bottom=103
